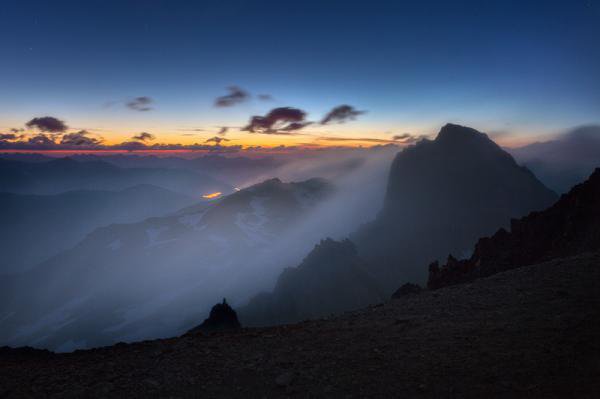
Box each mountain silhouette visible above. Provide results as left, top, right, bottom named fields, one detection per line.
left=353, top=123, right=557, bottom=291
left=240, top=238, right=385, bottom=326
left=428, top=168, right=600, bottom=289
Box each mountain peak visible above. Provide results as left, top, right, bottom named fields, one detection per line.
left=435, top=123, right=491, bottom=146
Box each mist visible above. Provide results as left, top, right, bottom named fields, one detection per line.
left=0, top=146, right=398, bottom=351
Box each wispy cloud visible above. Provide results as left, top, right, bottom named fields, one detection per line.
left=126, top=96, right=154, bottom=112
left=320, top=105, right=366, bottom=125
left=215, top=86, right=250, bottom=107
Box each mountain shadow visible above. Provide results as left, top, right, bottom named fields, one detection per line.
left=428, top=168, right=600, bottom=289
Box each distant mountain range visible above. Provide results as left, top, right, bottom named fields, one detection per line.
left=0, top=185, right=195, bottom=273
left=0, top=157, right=231, bottom=197
left=0, top=177, right=334, bottom=350
left=508, top=125, right=600, bottom=193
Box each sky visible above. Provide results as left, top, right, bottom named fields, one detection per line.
left=0, top=0, right=599, bottom=152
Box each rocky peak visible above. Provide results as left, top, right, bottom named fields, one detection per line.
left=188, top=298, right=241, bottom=333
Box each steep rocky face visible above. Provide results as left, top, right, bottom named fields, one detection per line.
left=354, top=123, right=557, bottom=290
left=187, top=299, right=241, bottom=333
left=428, top=168, right=600, bottom=289
left=239, top=239, right=385, bottom=326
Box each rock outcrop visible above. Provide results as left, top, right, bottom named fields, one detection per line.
left=188, top=299, right=241, bottom=333
left=428, top=168, right=600, bottom=289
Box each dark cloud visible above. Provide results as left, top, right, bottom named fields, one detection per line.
left=242, top=107, right=310, bottom=134
left=218, top=126, right=229, bottom=135
left=215, top=86, right=249, bottom=107
left=126, top=96, right=154, bottom=112
left=27, top=134, right=56, bottom=147
left=258, top=94, right=273, bottom=101
left=0, top=133, right=18, bottom=141
left=60, top=130, right=104, bottom=146
left=132, top=132, right=155, bottom=142
left=10, top=128, right=25, bottom=133
left=320, top=105, right=366, bottom=125
left=392, top=133, right=422, bottom=144
left=25, top=116, right=68, bottom=133
left=205, top=136, right=230, bottom=144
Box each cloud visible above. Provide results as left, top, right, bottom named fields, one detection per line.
left=218, top=126, right=229, bottom=135
left=215, top=86, right=249, bottom=107
left=132, top=132, right=155, bottom=142
left=205, top=136, right=230, bottom=144
left=25, top=116, right=68, bottom=133
left=242, top=107, right=310, bottom=134
left=10, top=128, right=25, bottom=133
left=27, top=134, right=56, bottom=147
left=258, top=94, right=273, bottom=101
left=0, top=133, right=18, bottom=141
left=317, top=136, right=399, bottom=144
left=392, top=133, right=422, bottom=144
left=60, top=130, right=104, bottom=146
left=126, top=96, right=154, bottom=112
left=320, top=105, right=366, bottom=125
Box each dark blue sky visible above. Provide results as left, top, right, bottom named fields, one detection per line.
left=1, top=0, right=599, bottom=146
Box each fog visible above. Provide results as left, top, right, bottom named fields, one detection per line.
left=0, top=146, right=398, bottom=351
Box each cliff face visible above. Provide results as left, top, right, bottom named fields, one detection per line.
left=428, top=168, right=600, bottom=289
left=354, top=123, right=557, bottom=290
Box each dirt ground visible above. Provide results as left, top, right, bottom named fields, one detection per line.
left=2, top=252, right=599, bottom=398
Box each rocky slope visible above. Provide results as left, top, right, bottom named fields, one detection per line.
left=2, top=252, right=599, bottom=398
left=353, top=123, right=557, bottom=290
left=428, top=168, right=600, bottom=289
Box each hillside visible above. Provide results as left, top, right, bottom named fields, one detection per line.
left=2, top=252, right=599, bottom=398
left=0, top=185, right=195, bottom=272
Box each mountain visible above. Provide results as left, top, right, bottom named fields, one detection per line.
left=3, top=251, right=599, bottom=397
left=428, top=168, right=600, bottom=289
left=0, top=157, right=231, bottom=197
left=509, top=125, right=600, bottom=193
left=0, top=185, right=196, bottom=273
left=353, top=123, right=557, bottom=291
left=239, top=238, right=385, bottom=326
left=0, top=177, right=334, bottom=351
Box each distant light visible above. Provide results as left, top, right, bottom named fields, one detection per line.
left=202, top=192, right=222, bottom=199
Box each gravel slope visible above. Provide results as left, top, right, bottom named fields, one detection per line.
left=2, top=252, right=599, bottom=398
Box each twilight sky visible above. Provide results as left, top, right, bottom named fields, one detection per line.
left=1, top=0, right=599, bottom=151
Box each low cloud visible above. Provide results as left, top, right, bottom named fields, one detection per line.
left=132, top=132, right=155, bottom=142
left=60, top=130, right=104, bottom=147
left=242, top=107, right=310, bottom=134
left=258, top=94, right=273, bottom=101
left=215, top=86, right=249, bottom=107
left=218, top=127, right=229, bottom=135
left=392, top=133, right=422, bottom=144
left=320, top=105, right=366, bottom=125
left=25, top=116, right=68, bottom=133
left=126, top=97, right=154, bottom=112
left=0, top=133, right=18, bottom=141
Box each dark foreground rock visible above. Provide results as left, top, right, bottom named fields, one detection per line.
left=2, top=252, right=599, bottom=398
left=187, top=299, right=241, bottom=334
